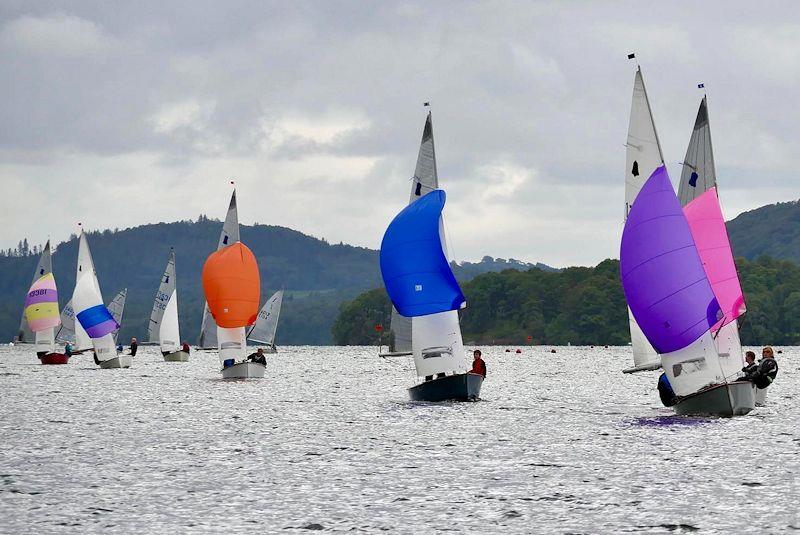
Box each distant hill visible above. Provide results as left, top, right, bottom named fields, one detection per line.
left=0, top=219, right=553, bottom=345
left=333, top=257, right=800, bottom=346
left=728, top=200, right=800, bottom=262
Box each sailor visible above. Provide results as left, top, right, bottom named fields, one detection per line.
left=740, top=351, right=758, bottom=380
left=182, top=341, right=191, bottom=354
left=64, top=342, right=73, bottom=358
left=116, top=343, right=123, bottom=352
left=470, top=349, right=487, bottom=378
left=247, top=347, right=267, bottom=365
left=657, top=373, right=677, bottom=407
left=129, top=337, right=138, bottom=356
left=753, top=346, right=778, bottom=389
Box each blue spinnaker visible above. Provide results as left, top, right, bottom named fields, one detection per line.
left=380, top=190, right=465, bottom=317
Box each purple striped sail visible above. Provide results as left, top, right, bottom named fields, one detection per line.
left=620, top=166, right=720, bottom=354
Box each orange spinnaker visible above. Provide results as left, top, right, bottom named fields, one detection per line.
left=202, top=242, right=261, bottom=328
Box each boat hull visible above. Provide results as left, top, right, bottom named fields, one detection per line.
left=163, top=351, right=190, bottom=362
left=99, top=355, right=132, bottom=369
left=39, top=353, right=69, bottom=365
left=755, top=387, right=768, bottom=407
left=674, top=381, right=755, bottom=416
left=221, top=361, right=265, bottom=379
left=408, top=373, right=483, bottom=402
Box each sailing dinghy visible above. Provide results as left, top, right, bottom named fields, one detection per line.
left=620, top=166, right=754, bottom=416
left=622, top=64, right=664, bottom=374
left=24, top=271, right=68, bottom=364
left=380, top=189, right=481, bottom=402
left=15, top=241, right=54, bottom=344
left=198, top=190, right=240, bottom=349
left=202, top=240, right=262, bottom=379
left=73, top=229, right=130, bottom=369
left=149, top=248, right=188, bottom=362
left=247, top=290, right=283, bottom=353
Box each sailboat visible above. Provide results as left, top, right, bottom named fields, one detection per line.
left=380, top=188, right=480, bottom=402
left=380, top=111, right=438, bottom=358
left=72, top=228, right=130, bottom=369
left=198, top=190, right=240, bottom=349
left=620, top=166, right=754, bottom=416
left=55, top=299, right=76, bottom=344
left=24, top=272, right=68, bottom=364
left=108, top=288, right=127, bottom=344
left=202, top=240, right=262, bottom=378
left=15, top=241, right=53, bottom=343
left=678, top=95, right=758, bottom=405
left=622, top=64, right=664, bottom=374
left=247, top=290, right=283, bottom=353
left=149, top=248, right=188, bottom=362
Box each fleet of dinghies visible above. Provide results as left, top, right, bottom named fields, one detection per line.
left=7, top=71, right=778, bottom=408
left=620, top=58, right=762, bottom=416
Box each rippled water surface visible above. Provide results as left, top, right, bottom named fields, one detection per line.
left=0, top=345, right=797, bottom=533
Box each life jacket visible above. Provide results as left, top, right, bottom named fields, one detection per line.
left=754, top=359, right=778, bottom=389
left=471, top=359, right=486, bottom=378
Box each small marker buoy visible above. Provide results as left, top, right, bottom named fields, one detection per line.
left=505, top=349, right=511, bottom=352
left=515, top=349, right=522, bottom=354
left=550, top=349, right=556, bottom=353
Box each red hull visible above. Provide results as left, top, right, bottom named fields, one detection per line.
left=39, top=353, right=70, bottom=365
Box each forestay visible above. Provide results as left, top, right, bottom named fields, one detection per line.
left=624, top=67, right=664, bottom=369
left=620, top=167, right=727, bottom=396
left=198, top=190, right=240, bottom=347
left=17, top=241, right=53, bottom=343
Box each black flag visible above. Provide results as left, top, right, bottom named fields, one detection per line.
left=423, top=102, right=430, bottom=107
left=627, top=53, right=635, bottom=59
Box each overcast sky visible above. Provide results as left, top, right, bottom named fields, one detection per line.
left=1, top=1, right=797, bottom=266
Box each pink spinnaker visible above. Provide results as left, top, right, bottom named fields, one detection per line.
left=683, top=187, right=745, bottom=329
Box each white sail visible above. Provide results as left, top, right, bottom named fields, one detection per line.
left=17, top=240, right=53, bottom=343
left=199, top=190, right=239, bottom=347
left=389, top=112, right=440, bottom=353
left=218, top=326, right=246, bottom=365
left=56, top=299, right=75, bottom=343
left=661, top=331, right=730, bottom=397
left=107, top=288, right=127, bottom=343
left=149, top=249, right=177, bottom=343
left=160, top=289, right=180, bottom=354
left=678, top=96, right=716, bottom=206
left=35, top=326, right=56, bottom=354
left=624, top=67, right=663, bottom=369
left=247, top=290, right=283, bottom=346
left=72, top=231, right=117, bottom=361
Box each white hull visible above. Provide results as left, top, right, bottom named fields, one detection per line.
left=163, top=350, right=189, bottom=362
left=755, top=387, right=768, bottom=406
left=99, top=355, right=132, bottom=369
left=221, top=361, right=265, bottom=379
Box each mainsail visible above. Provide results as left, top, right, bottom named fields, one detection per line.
left=679, top=96, right=745, bottom=380
left=202, top=242, right=260, bottom=365
left=24, top=273, right=61, bottom=354
left=198, top=190, right=240, bottom=347
left=16, top=241, right=53, bottom=343
left=624, top=66, right=664, bottom=370
left=621, top=167, right=729, bottom=396
left=73, top=231, right=119, bottom=361
left=387, top=112, right=439, bottom=353
left=247, top=290, right=283, bottom=346
left=108, top=288, right=127, bottom=343
left=381, top=190, right=467, bottom=379
left=678, top=97, right=716, bottom=206
left=149, top=248, right=180, bottom=353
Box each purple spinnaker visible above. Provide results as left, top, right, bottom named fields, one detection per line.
left=620, top=166, right=720, bottom=354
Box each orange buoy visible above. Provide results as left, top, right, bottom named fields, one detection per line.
left=202, top=242, right=260, bottom=328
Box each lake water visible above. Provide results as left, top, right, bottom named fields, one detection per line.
left=0, top=345, right=797, bottom=533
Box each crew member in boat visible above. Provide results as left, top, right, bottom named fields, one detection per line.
left=64, top=342, right=73, bottom=358
left=752, top=346, right=778, bottom=389
left=470, top=349, right=487, bottom=378
left=129, top=337, right=138, bottom=356
left=740, top=351, right=758, bottom=380
left=182, top=341, right=190, bottom=354
left=246, top=347, right=267, bottom=365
